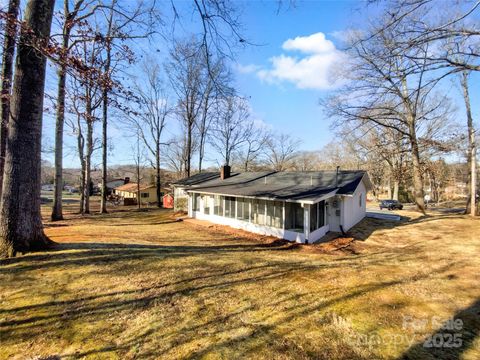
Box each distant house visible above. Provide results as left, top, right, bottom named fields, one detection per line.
left=101, top=177, right=130, bottom=195
left=114, top=183, right=158, bottom=205
left=175, top=166, right=372, bottom=243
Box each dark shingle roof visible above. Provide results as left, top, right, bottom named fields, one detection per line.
left=178, top=170, right=369, bottom=202
left=171, top=172, right=219, bottom=186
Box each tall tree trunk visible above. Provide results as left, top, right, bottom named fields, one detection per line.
left=137, top=170, right=141, bottom=210
left=186, top=119, right=192, bottom=177
left=79, top=169, right=85, bottom=214
left=76, top=113, right=85, bottom=214
left=393, top=180, right=399, bottom=201
left=100, top=86, right=108, bottom=213
left=156, top=150, right=161, bottom=207
left=0, top=0, right=55, bottom=258
left=84, top=121, right=92, bottom=214
left=387, top=178, right=392, bottom=199
left=461, top=71, right=476, bottom=216
left=409, top=129, right=426, bottom=214
left=51, top=26, right=72, bottom=221
left=0, top=0, right=20, bottom=201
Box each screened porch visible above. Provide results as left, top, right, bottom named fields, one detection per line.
left=190, top=193, right=329, bottom=242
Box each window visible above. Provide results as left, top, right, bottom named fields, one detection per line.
left=141, top=193, right=149, bottom=198
left=214, top=195, right=223, bottom=216
left=285, top=202, right=304, bottom=232
left=225, top=196, right=236, bottom=218
left=193, top=193, right=201, bottom=211
left=359, top=193, right=363, bottom=207
left=203, top=195, right=212, bottom=215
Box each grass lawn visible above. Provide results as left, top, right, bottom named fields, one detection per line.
left=0, top=203, right=479, bottom=359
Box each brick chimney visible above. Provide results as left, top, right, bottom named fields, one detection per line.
left=220, top=165, right=231, bottom=180
left=124, top=177, right=130, bottom=184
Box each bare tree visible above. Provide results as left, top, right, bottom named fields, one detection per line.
left=265, top=133, right=301, bottom=171
left=238, top=123, right=270, bottom=171
left=51, top=0, right=97, bottom=221
left=128, top=60, right=170, bottom=207
left=367, top=0, right=479, bottom=214
left=323, top=20, right=456, bottom=213
left=132, top=128, right=146, bottom=210
left=461, top=71, right=477, bottom=216
left=67, top=40, right=103, bottom=214
left=0, top=0, right=20, bottom=200
left=97, top=0, right=157, bottom=214
left=166, top=38, right=207, bottom=177
left=0, top=0, right=55, bottom=258
left=163, top=136, right=185, bottom=176
left=211, top=96, right=253, bottom=167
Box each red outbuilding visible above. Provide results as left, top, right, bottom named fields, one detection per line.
left=162, top=193, right=174, bottom=209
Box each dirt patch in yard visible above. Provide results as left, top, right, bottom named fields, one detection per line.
left=183, top=218, right=359, bottom=255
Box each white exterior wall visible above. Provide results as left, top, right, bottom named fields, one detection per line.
left=341, top=181, right=367, bottom=231
left=327, top=196, right=342, bottom=232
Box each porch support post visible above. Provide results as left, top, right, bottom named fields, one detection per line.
left=188, top=194, right=192, bottom=217
left=304, top=203, right=310, bottom=244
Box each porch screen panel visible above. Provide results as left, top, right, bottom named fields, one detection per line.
left=243, top=198, right=251, bottom=221
left=225, top=196, right=236, bottom=218
left=203, top=195, right=211, bottom=215
left=214, top=195, right=223, bottom=216
left=310, top=203, right=318, bottom=232
left=266, top=201, right=274, bottom=227
left=318, top=200, right=325, bottom=228
left=257, top=200, right=266, bottom=225
left=273, top=201, right=283, bottom=228
left=236, top=198, right=245, bottom=220
left=285, top=202, right=304, bottom=232
left=253, top=199, right=265, bottom=224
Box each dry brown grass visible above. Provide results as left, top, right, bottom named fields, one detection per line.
left=1, top=201, right=479, bottom=360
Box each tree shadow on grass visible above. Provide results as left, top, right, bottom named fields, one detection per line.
left=399, top=298, right=480, bottom=360
left=1, top=258, right=457, bottom=359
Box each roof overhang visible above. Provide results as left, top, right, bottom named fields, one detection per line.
left=186, top=188, right=338, bottom=205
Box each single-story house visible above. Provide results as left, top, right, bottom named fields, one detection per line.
left=100, top=177, right=130, bottom=195
left=114, top=183, right=158, bottom=205
left=174, top=166, right=372, bottom=243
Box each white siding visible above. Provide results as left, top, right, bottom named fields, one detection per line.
left=342, top=181, right=367, bottom=231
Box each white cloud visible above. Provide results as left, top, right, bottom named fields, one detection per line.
left=282, top=32, right=336, bottom=54
left=255, top=32, right=346, bottom=90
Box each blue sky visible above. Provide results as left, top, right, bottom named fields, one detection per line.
left=40, top=0, right=479, bottom=168
left=233, top=1, right=356, bottom=150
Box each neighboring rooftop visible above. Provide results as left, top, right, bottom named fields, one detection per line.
left=176, top=170, right=370, bottom=203
left=114, top=183, right=155, bottom=192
